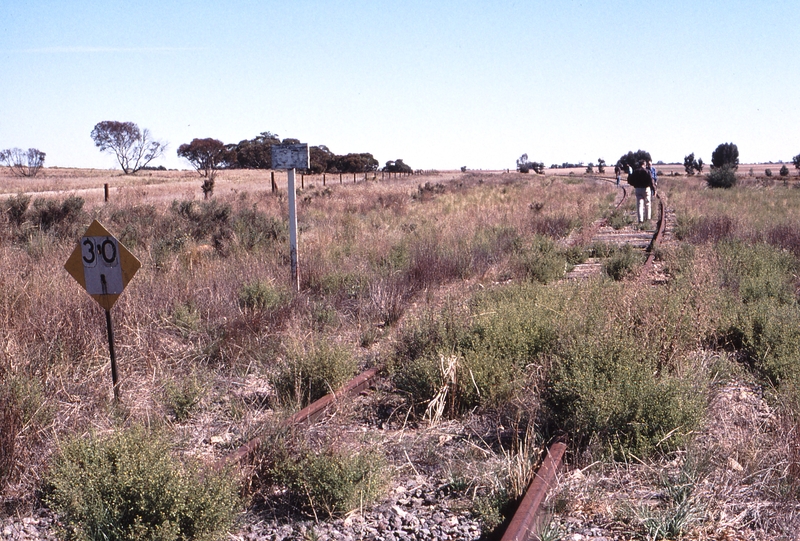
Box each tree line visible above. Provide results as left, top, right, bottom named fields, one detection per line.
left=86, top=122, right=409, bottom=179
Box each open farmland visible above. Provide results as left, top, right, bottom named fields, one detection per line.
left=2, top=167, right=800, bottom=540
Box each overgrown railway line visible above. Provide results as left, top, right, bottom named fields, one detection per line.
left=218, top=174, right=673, bottom=540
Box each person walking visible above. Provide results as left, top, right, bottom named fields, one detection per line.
left=627, top=160, right=655, bottom=223
left=646, top=160, right=658, bottom=196
left=614, top=164, right=621, bottom=186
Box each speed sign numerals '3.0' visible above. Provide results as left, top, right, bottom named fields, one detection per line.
left=64, top=220, right=140, bottom=310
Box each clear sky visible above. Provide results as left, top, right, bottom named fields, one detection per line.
left=1, top=0, right=798, bottom=172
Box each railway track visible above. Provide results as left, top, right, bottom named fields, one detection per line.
left=566, top=176, right=668, bottom=281
left=220, top=173, right=671, bottom=539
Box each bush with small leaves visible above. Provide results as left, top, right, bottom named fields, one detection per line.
left=45, top=425, right=239, bottom=541
left=261, top=433, right=387, bottom=518
left=780, top=165, right=790, bottom=177
left=765, top=168, right=773, bottom=177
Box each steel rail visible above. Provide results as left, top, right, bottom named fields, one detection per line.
left=500, top=441, right=567, bottom=541
left=217, top=366, right=382, bottom=468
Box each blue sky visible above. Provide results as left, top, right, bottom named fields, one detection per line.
left=1, top=0, right=798, bottom=171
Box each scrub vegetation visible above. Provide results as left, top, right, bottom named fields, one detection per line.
left=2, top=166, right=800, bottom=538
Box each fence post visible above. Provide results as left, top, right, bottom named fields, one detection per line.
left=271, top=171, right=277, bottom=193
left=323, top=173, right=326, bottom=186
left=301, top=173, right=304, bottom=189
left=340, top=173, right=342, bottom=184
left=104, top=183, right=109, bottom=202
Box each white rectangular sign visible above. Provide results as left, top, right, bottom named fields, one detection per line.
left=81, top=236, right=124, bottom=295
left=272, top=144, right=309, bottom=170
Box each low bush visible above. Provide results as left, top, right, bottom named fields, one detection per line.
left=513, top=235, right=567, bottom=284
left=232, top=206, right=286, bottom=251
left=706, top=166, right=738, bottom=188
left=392, top=285, right=557, bottom=417
left=261, top=433, right=387, bottom=518
left=607, top=208, right=631, bottom=230
left=163, top=372, right=207, bottom=422
left=45, top=425, right=239, bottom=541
left=546, top=330, right=705, bottom=458
left=239, top=280, right=288, bottom=311
left=2, top=193, right=31, bottom=227
left=28, top=196, right=85, bottom=237
left=272, top=340, right=358, bottom=407
left=603, top=244, right=643, bottom=281
left=716, top=241, right=797, bottom=305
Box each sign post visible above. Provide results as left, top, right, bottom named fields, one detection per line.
left=64, top=220, right=140, bottom=402
left=272, top=144, right=309, bottom=292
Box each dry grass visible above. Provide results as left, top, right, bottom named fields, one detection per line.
left=3, top=165, right=800, bottom=540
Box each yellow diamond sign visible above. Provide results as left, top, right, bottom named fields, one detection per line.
left=64, top=220, right=141, bottom=310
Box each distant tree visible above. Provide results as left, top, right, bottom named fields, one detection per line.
left=793, top=153, right=800, bottom=176
left=780, top=165, right=790, bottom=177
left=228, top=131, right=280, bottom=169
left=384, top=159, right=413, bottom=174
left=586, top=163, right=594, bottom=174
left=516, top=154, right=544, bottom=174
left=616, top=150, right=652, bottom=172
left=765, top=168, right=773, bottom=177
left=177, top=138, right=234, bottom=198
left=711, top=142, right=739, bottom=170
left=90, top=121, right=165, bottom=174
left=0, top=147, right=46, bottom=177
left=684, top=153, right=696, bottom=175
left=309, top=145, right=335, bottom=174
left=329, top=153, right=378, bottom=173
left=597, top=158, right=606, bottom=174
left=683, top=153, right=705, bottom=175
left=695, top=157, right=704, bottom=174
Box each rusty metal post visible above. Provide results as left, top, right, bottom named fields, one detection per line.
left=104, top=183, right=109, bottom=202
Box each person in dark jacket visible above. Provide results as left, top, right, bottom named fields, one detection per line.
left=627, top=160, right=655, bottom=223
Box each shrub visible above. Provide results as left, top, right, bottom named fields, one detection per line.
left=28, top=196, right=85, bottom=236
left=264, top=435, right=387, bottom=518
left=172, top=199, right=232, bottom=240
left=391, top=285, right=557, bottom=417
left=737, top=300, right=800, bottom=386
left=546, top=331, right=705, bottom=458
left=706, top=165, right=738, bottom=188
left=232, top=206, right=286, bottom=251
left=45, top=426, right=239, bottom=541
left=238, top=280, right=287, bottom=311
left=2, top=193, right=31, bottom=227
left=716, top=241, right=797, bottom=305
left=780, top=165, right=790, bottom=178
left=765, top=168, right=773, bottom=177
left=607, top=208, right=631, bottom=230
left=514, top=235, right=567, bottom=284
left=272, top=340, right=358, bottom=407
left=603, top=244, right=643, bottom=281
left=163, top=372, right=206, bottom=422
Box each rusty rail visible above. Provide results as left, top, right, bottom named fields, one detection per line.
left=500, top=441, right=567, bottom=541
left=218, top=366, right=382, bottom=467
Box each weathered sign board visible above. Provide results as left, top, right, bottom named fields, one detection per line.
left=64, top=220, right=140, bottom=402
left=64, top=220, right=140, bottom=310
left=272, top=143, right=309, bottom=170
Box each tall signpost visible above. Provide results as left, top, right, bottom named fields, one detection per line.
left=64, top=220, right=140, bottom=403
left=272, top=143, right=309, bottom=292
